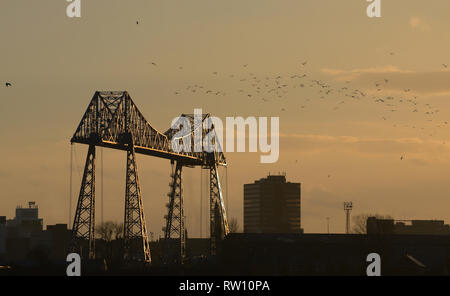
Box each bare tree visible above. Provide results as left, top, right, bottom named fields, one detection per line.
left=97, top=221, right=123, bottom=241
left=352, top=213, right=393, bottom=234
left=228, top=217, right=240, bottom=233
left=113, top=222, right=123, bottom=240
left=97, top=221, right=123, bottom=264
left=97, top=221, right=115, bottom=242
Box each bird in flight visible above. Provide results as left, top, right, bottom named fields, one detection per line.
left=5, top=82, right=12, bottom=87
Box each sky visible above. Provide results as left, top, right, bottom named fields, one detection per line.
left=2, top=0, right=450, bottom=236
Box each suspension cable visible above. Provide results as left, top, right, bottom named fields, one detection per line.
left=225, top=166, right=229, bottom=214
left=101, top=147, right=104, bottom=225
left=69, top=143, right=73, bottom=226
left=200, top=167, right=203, bottom=238
left=72, top=144, right=83, bottom=181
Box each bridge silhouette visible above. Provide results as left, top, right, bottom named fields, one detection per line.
left=69, top=91, right=229, bottom=263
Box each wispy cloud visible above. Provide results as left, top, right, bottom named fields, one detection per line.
left=321, top=66, right=450, bottom=96
left=280, top=133, right=450, bottom=164
left=321, top=66, right=413, bottom=82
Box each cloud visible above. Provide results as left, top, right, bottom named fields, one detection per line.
left=302, top=187, right=343, bottom=211
left=409, top=16, right=431, bottom=32
left=281, top=133, right=426, bottom=145
left=322, top=66, right=412, bottom=75
left=280, top=133, right=450, bottom=164
left=321, top=66, right=412, bottom=81
left=321, top=66, right=450, bottom=96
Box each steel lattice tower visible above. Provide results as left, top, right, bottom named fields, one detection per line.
left=70, top=144, right=96, bottom=259
left=123, top=143, right=151, bottom=262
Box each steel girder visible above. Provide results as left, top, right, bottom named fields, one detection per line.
left=71, top=91, right=226, bottom=166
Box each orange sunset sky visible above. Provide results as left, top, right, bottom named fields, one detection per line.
left=1, top=1, right=450, bottom=236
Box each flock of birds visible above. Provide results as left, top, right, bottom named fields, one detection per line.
left=146, top=57, right=450, bottom=163
left=136, top=19, right=449, bottom=154
left=164, top=64, right=443, bottom=120
left=4, top=22, right=449, bottom=162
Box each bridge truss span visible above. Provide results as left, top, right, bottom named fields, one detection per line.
left=69, top=91, right=229, bottom=263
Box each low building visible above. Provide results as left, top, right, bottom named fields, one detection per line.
left=367, top=217, right=450, bottom=235
left=46, top=224, right=71, bottom=261
left=0, top=217, right=6, bottom=256
left=7, top=201, right=43, bottom=236
left=221, top=233, right=450, bottom=275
